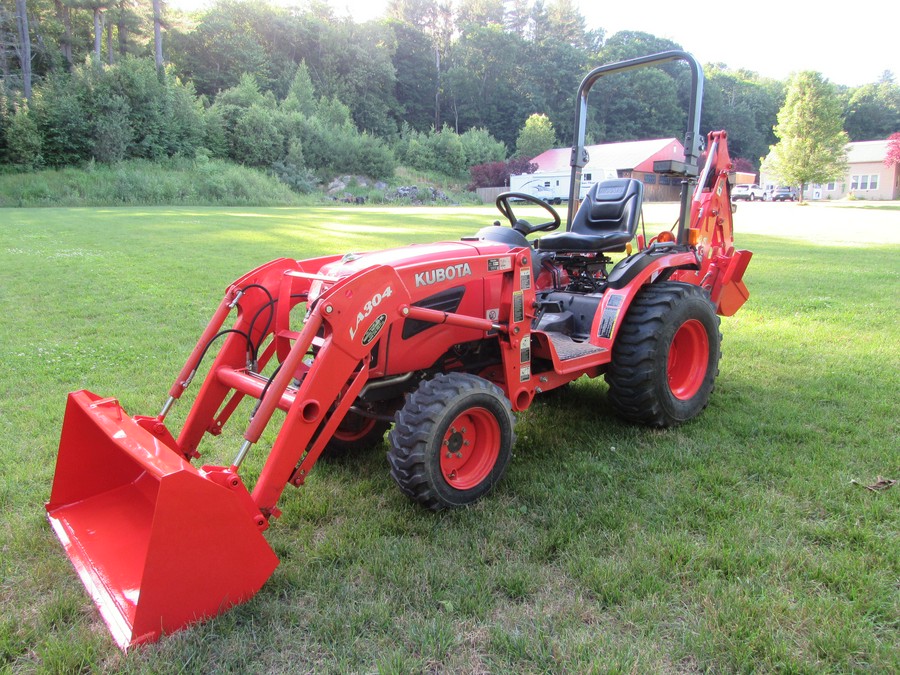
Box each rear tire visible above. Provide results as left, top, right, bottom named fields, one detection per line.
left=606, top=282, right=721, bottom=427
left=387, top=373, right=515, bottom=510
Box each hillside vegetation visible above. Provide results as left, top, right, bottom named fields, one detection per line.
left=3, top=0, right=897, bottom=199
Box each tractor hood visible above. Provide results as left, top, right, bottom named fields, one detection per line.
left=315, top=240, right=513, bottom=279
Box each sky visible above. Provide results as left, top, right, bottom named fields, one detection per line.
left=170, top=0, right=899, bottom=88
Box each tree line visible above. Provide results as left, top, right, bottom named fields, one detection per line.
left=2, top=0, right=898, bottom=184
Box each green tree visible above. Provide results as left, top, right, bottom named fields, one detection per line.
left=232, top=104, right=283, bottom=167
left=386, top=19, right=437, bottom=132
left=443, top=24, right=528, bottom=147
left=842, top=76, right=900, bottom=141
left=514, top=112, right=555, bottom=159
left=167, top=0, right=278, bottom=96
left=761, top=71, right=848, bottom=203
left=280, top=62, right=317, bottom=117
left=703, top=67, right=782, bottom=170
left=545, top=0, right=587, bottom=49
left=93, top=94, right=133, bottom=163
left=33, top=73, right=93, bottom=166
left=5, top=102, right=43, bottom=169
left=521, top=39, right=587, bottom=144
left=591, top=31, right=685, bottom=143
left=459, top=126, right=506, bottom=166
left=455, top=0, right=505, bottom=29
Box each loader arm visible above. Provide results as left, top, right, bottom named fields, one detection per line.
left=238, top=264, right=412, bottom=516
left=46, top=261, right=416, bottom=647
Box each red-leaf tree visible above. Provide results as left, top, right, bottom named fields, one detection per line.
left=468, top=158, right=537, bottom=190
left=732, top=157, right=757, bottom=175
left=884, top=132, right=900, bottom=167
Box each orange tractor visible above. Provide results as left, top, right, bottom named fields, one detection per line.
left=47, top=51, right=751, bottom=648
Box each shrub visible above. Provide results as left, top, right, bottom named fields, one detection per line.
left=5, top=103, right=43, bottom=170
left=23, top=58, right=207, bottom=167
left=298, top=116, right=396, bottom=181
left=93, top=96, right=134, bottom=164
left=232, top=104, right=284, bottom=168
left=34, top=79, right=93, bottom=167
left=202, top=105, right=228, bottom=158
left=460, top=127, right=507, bottom=167
left=468, top=157, right=537, bottom=189
left=396, top=124, right=476, bottom=178
left=271, top=160, right=318, bottom=193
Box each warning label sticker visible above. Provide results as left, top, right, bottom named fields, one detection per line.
left=487, top=257, right=512, bottom=272
left=598, top=307, right=620, bottom=339
left=520, top=365, right=531, bottom=382
left=513, top=291, right=524, bottom=323
left=520, top=267, right=532, bottom=290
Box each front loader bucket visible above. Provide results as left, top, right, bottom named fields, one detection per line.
left=46, top=390, right=279, bottom=649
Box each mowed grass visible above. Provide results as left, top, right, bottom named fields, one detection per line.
left=0, top=205, right=897, bottom=673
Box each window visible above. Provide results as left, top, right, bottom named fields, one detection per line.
left=851, top=175, right=859, bottom=190
left=870, top=174, right=878, bottom=190
left=827, top=182, right=835, bottom=191
left=860, top=175, right=869, bottom=190
left=643, top=173, right=656, bottom=184
left=584, top=173, right=592, bottom=181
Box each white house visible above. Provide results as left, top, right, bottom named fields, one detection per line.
left=762, top=139, right=899, bottom=201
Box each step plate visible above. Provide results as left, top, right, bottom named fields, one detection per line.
left=547, top=332, right=606, bottom=361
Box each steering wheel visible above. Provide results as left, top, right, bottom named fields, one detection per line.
left=495, top=192, right=561, bottom=236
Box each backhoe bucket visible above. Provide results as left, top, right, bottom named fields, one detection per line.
left=46, top=390, right=279, bottom=649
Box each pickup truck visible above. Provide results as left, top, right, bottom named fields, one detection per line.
left=731, top=184, right=765, bottom=201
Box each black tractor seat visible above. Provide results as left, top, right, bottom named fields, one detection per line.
left=536, top=178, right=643, bottom=253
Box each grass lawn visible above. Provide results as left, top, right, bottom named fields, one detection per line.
left=0, top=204, right=897, bottom=672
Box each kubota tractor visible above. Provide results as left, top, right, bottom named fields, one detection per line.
left=47, top=51, right=752, bottom=648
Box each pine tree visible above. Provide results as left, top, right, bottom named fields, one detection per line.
left=761, top=71, right=848, bottom=203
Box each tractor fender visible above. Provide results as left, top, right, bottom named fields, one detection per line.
left=593, top=249, right=698, bottom=350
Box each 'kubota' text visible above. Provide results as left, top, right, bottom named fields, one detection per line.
left=415, top=263, right=472, bottom=288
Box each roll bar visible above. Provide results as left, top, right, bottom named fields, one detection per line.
left=566, top=50, right=705, bottom=239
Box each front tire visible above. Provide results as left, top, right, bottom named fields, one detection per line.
left=606, top=282, right=721, bottom=427
left=387, top=373, right=515, bottom=510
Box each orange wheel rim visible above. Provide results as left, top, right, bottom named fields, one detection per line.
left=439, top=408, right=500, bottom=490
left=667, top=319, right=709, bottom=400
